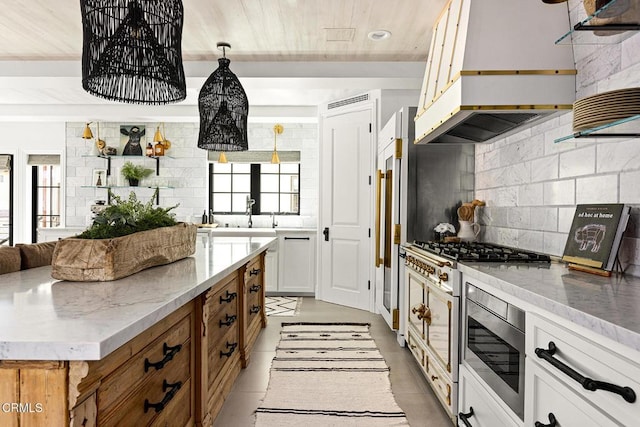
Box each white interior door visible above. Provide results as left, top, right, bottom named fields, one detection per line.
left=319, top=106, right=373, bottom=310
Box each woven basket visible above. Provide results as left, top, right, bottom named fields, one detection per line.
left=51, top=223, right=197, bottom=282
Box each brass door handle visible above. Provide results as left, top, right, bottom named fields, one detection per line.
left=419, top=307, right=432, bottom=326
left=374, top=170, right=384, bottom=267
left=438, top=271, right=448, bottom=282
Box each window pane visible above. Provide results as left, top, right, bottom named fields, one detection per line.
left=280, top=175, right=298, bottom=192
left=213, top=174, right=231, bottom=192
left=261, top=164, right=279, bottom=174
left=281, top=194, right=298, bottom=213
left=261, top=174, right=279, bottom=192
left=233, top=174, right=251, bottom=192
left=261, top=194, right=278, bottom=213
left=280, top=163, right=298, bottom=174
left=233, top=164, right=251, bottom=173
left=213, top=163, right=232, bottom=173
left=213, top=194, right=231, bottom=212
left=232, top=193, right=250, bottom=212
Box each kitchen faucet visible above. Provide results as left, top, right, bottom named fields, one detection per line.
left=246, top=196, right=255, bottom=228
left=271, top=212, right=278, bottom=228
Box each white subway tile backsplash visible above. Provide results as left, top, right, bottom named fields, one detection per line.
left=620, top=170, right=640, bottom=203
left=530, top=155, right=558, bottom=182
left=559, top=145, right=596, bottom=178
left=558, top=207, right=576, bottom=233
left=576, top=175, right=618, bottom=204
left=543, top=180, right=575, bottom=206
left=597, top=138, right=640, bottom=173
left=543, top=231, right=568, bottom=257
left=518, top=183, right=543, bottom=206
left=518, top=230, right=544, bottom=253
left=530, top=207, right=558, bottom=232
left=507, top=208, right=531, bottom=228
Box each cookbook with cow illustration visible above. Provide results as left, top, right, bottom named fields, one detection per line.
left=562, top=204, right=630, bottom=271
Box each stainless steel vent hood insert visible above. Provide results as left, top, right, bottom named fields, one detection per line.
left=414, top=0, right=576, bottom=144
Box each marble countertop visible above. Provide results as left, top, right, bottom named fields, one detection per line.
left=458, top=261, right=640, bottom=353
left=0, top=235, right=276, bottom=361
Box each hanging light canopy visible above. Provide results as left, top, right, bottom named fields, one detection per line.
left=271, top=124, right=283, bottom=164
left=197, top=42, right=249, bottom=152
left=80, top=0, right=186, bottom=104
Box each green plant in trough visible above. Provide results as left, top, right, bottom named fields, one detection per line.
left=79, top=189, right=179, bottom=239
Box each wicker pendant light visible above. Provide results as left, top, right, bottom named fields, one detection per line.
left=197, top=42, right=249, bottom=152
left=80, top=0, right=186, bottom=104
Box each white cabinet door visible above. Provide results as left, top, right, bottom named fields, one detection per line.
left=278, top=233, right=316, bottom=294
left=264, top=248, right=278, bottom=293
left=458, top=364, right=520, bottom=427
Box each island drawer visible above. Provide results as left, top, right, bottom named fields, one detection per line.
left=207, top=270, right=239, bottom=320
left=244, top=254, right=263, bottom=284
left=97, top=316, right=191, bottom=417
left=208, top=325, right=240, bottom=390
left=98, top=336, right=192, bottom=426
left=527, top=313, right=640, bottom=426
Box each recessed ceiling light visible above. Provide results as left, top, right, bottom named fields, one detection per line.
left=368, top=30, right=392, bottom=41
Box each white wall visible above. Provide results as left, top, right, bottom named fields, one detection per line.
left=64, top=121, right=319, bottom=229
left=474, top=1, right=640, bottom=275
left=0, top=122, right=65, bottom=243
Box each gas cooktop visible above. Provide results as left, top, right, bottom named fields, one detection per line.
left=410, top=240, right=551, bottom=263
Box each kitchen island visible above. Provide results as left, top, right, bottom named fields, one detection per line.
left=458, top=261, right=640, bottom=427
left=0, top=235, right=276, bottom=427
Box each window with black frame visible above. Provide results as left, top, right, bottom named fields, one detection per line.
left=209, top=162, right=300, bottom=215
left=31, top=163, right=61, bottom=242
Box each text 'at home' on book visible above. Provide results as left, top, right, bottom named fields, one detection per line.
left=562, top=204, right=630, bottom=272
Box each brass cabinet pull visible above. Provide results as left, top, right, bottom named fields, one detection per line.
left=374, top=170, right=384, bottom=267
left=143, top=379, right=182, bottom=414
left=383, top=168, right=393, bottom=268
left=420, top=307, right=432, bottom=326
left=438, top=271, right=448, bottom=282
left=144, top=342, right=182, bottom=372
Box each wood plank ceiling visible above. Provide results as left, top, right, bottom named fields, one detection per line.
left=0, top=0, right=446, bottom=62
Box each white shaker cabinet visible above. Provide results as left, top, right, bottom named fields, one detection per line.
left=277, top=231, right=316, bottom=294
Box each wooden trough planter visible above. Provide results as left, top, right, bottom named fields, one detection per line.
left=51, top=223, right=197, bottom=282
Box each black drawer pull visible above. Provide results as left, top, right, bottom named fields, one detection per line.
left=284, top=237, right=310, bottom=240
left=535, top=413, right=557, bottom=427
left=249, top=268, right=261, bottom=276
left=220, top=341, right=238, bottom=358
left=219, top=290, right=237, bottom=304
left=535, top=341, right=636, bottom=403
left=249, top=284, right=262, bottom=293
left=219, top=313, right=237, bottom=328
left=144, top=379, right=182, bottom=413
left=144, top=342, right=182, bottom=372
left=458, top=407, right=474, bottom=427
left=249, top=304, right=261, bottom=315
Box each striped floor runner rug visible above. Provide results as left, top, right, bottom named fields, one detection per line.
left=254, top=322, right=409, bottom=426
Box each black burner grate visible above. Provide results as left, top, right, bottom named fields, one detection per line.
left=412, top=241, right=551, bottom=263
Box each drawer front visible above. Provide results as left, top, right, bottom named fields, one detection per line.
left=244, top=255, right=263, bottom=283
left=458, top=364, right=518, bottom=427
left=208, top=326, right=240, bottom=388
left=99, top=338, right=191, bottom=427
left=407, top=329, right=426, bottom=370
left=207, top=272, right=239, bottom=319
left=208, top=296, right=239, bottom=346
left=98, top=314, right=192, bottom=413
left=528, top=313, right=640, bottom=426
left=525, top=359, right=617, bottom=427
left=425, top=350, right=452, bottom=414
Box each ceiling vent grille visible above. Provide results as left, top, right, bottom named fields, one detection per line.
left=328, top=94, right=369, bottom=110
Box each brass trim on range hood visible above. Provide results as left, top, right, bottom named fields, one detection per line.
left=415, top=69, right=578, bottom=120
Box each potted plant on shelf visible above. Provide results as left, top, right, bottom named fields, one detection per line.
left=51, top=189, right=197, bottom=281
left=121, top=161, right=154, bottom=186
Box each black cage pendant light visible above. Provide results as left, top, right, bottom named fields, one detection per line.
left=197, top=42, right=249, bottom=152
left=80, top=0, right=186, bottom=104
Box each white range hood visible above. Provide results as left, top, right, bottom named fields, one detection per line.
left=414, top=0, right=576, bottom=144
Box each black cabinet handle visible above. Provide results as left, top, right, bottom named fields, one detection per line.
left=220, top=341, right=238, bottom=358
left=284, top=237, right=310, bottom=240
left=249, top=284, right=262, bottom=293
left=219, top=313, right=237, bottom=328
left=535, top=341, right=636, bottom=403
left=458, top=407, right=474, bottom=427
left=144, top=379, right=182, bottom=413
left=323, top=227, right=329, bottom=241
left=144, top=342, right=182, bottom=372
left=535, top=413, right=557, bottom=427
left=249, top=268, right=261, bottom=276
left=219, top=290, right=237, bottom=304
left=250, top=305, right=261, bottom=315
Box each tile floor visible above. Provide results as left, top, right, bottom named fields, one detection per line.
left=213, top=297, right=453, bottom=427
